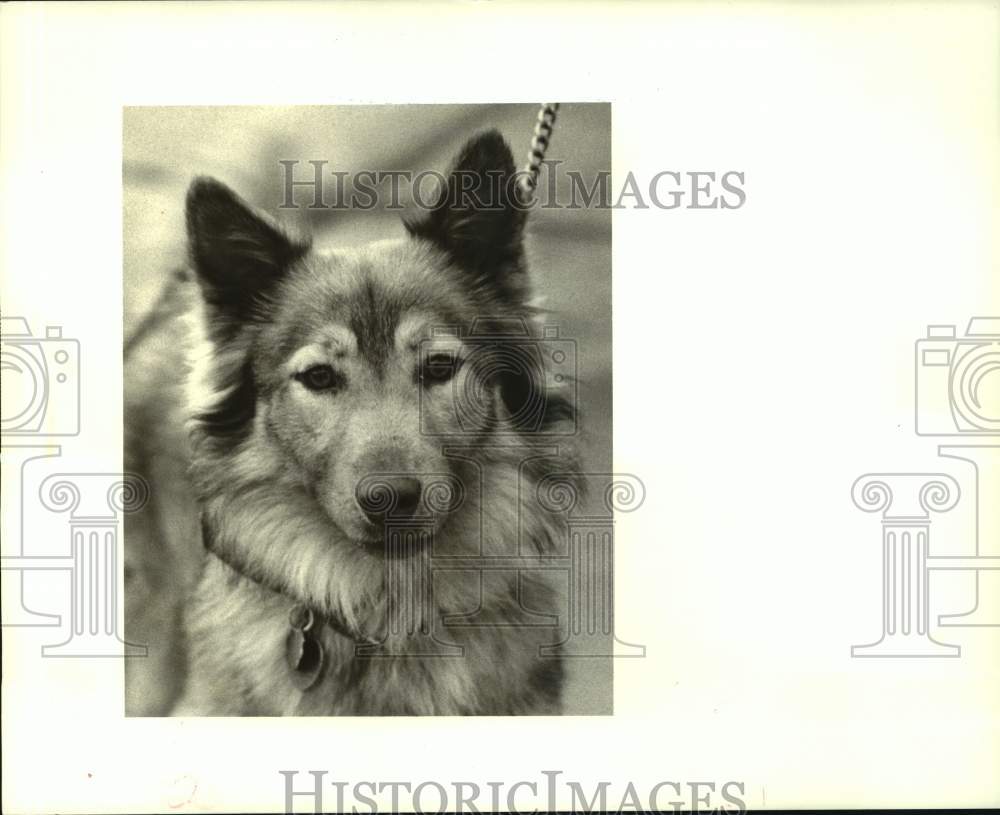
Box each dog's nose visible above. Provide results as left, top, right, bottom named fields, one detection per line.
left=356, top=476, right=423, bottom=523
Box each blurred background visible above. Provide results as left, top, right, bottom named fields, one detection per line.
left=123, top=104, right=612, bottom=714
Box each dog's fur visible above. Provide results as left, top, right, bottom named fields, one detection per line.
left=126, top=131, right=580, bottom=716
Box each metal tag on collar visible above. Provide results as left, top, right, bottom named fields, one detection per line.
left=286, top=604, right=325, bottom=691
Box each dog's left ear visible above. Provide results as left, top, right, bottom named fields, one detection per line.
left=406, top=130, right=528, bottom=302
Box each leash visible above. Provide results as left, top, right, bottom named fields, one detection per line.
left=518, top=103, right=560, bottom=201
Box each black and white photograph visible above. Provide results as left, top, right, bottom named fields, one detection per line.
left=2, top=2, right=998, bottom=813
left=122, top=104, right=614, bottom=717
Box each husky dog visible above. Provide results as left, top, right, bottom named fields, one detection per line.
left=127, top=131, right=581, bottom=716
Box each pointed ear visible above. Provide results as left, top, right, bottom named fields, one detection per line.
left=186, top=177, right=309, bottom=324
left=406, top=130, right=529, bottom=302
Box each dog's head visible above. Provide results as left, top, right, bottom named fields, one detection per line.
left=186, top=131, right=571, bottom=555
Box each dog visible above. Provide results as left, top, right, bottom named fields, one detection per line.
left=125, top=130, right=582, bottom=715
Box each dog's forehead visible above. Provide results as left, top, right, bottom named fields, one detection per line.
left=270, top=238, right=464, bottom=370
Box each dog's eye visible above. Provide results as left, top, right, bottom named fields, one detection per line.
left=295, top=364, right=344, bottom=392
left=419, top=353, right=459, bottom=386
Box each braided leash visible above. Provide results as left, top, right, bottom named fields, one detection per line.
left=519, top=103, right=560, bottom=201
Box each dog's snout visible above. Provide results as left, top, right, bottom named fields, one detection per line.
left=356, top=475, right=423, bottom=523
left=387, top=477, right=422, bottom=518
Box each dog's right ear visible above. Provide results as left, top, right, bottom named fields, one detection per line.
left=186, top=177, right=310, bottom=325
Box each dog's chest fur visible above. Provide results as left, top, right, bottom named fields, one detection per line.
left=181, top=556, right=563, bottom=716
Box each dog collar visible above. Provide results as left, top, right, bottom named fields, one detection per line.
left=200, top=515, right=378, bottom=689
